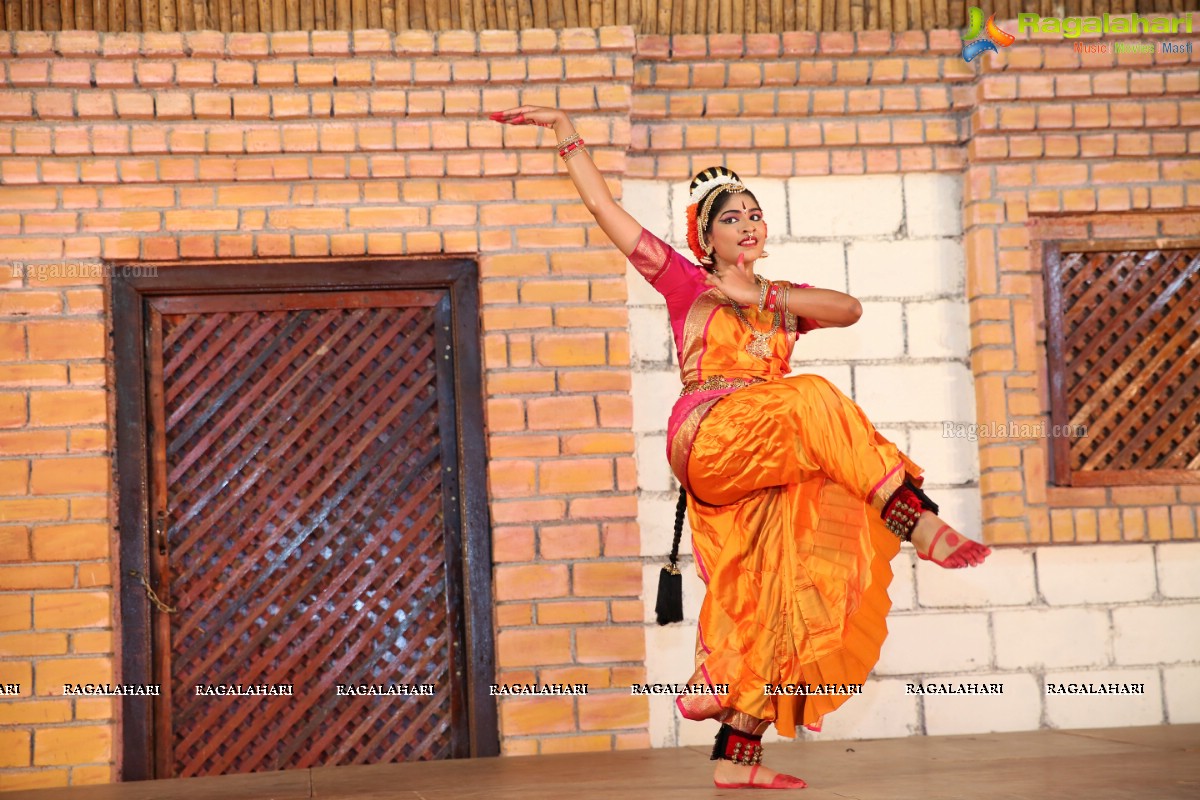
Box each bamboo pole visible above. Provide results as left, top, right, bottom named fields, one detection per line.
left=7, top=0, right=21, bottom=30
left=616, top=0, right=627, bottom=24
left=548, top=0, right=563, bottom=26
left=353, top=0, right=366, bottom=27
left=561, top=0, right=575, bottom=24
left=809, top=0, right=819, bottom=29
left=759, top=0, right=772, bottom=31
left=839, top=0, right=850, bottom=31
left=92, top=0, right=104, bottom=30
left=659, top=0, right=670, bottom=31
left=920, top=0, right=931, bottom=28
left=41, top=0, right=56, bottom=28
left=424, top=0, right=435, bottom=28
left=30, top=0, right=38, bottom=29
left=851, top=0, right=862, bottom=29
left=824, top=0, right=835, bottom=30
left=62, top=0, right=76, bottom=28
left=681, top=0, right=693, bottom=31
left=501, top=0, right=514, bottom=27
left=891, top=0, right=903, bottom=30
left=605, top=0, right=614, bottom=23
left=532, top=0, right=545, bottom=26
left=516, top=0, right=530, bottom=28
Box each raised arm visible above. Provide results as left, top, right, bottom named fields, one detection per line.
left=490, top=106, right=642, bottom=258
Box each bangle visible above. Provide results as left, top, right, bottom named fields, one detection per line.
left=765, top=282, right=781, bottom=314
left=557, top=133, right=582, bottom=149
left=559, top=138, right=586, bottom=161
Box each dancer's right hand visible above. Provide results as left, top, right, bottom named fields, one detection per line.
left=488, top=105, right=567, bottom=129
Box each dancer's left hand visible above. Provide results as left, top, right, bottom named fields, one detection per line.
left=704, top=253, right=760, bottom=306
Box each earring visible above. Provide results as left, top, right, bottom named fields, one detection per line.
left=760, top=250, right=770, bottom=259
left=699, top=244, right=713, bottom=265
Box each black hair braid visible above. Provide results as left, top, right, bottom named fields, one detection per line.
left=670, top=485, right=687, bottom=568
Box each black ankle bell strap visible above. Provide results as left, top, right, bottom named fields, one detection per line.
left=711, top=723, right=763, bottom=765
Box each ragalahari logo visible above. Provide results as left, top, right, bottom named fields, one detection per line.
left=961, top=7, right=1016, bottom=62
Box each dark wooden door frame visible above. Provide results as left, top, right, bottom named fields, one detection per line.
left=109, top=257, right=497, bottom=780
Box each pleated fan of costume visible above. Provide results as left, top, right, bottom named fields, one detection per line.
left=156, top=301, right=459, bottom=774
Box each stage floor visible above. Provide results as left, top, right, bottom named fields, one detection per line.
left=5, top=724, right=1199, bottom=799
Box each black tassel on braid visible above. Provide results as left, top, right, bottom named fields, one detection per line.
left=654, top=486, right=687, bottom=625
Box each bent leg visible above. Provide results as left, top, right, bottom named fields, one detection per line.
left=687, top=374, right=908, bottom=509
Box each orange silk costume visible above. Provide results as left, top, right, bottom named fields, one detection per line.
left=629, top=227, right=924, bottom=737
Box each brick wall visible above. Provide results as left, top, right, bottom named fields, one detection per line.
left=0, top=14, right=1198, bottom=790
left=0, top=26, right=646, bottom=790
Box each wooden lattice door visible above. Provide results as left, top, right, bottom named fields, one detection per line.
left=112, top=261, right=496, bottom=780
left=1045, top=242, right=1200, bottom=487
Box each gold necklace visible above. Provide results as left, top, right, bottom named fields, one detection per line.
left=724, top=296, right=780, bottom=360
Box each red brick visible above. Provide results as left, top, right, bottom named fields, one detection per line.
left=573, top=562, right=640, bottom=597
left=576, top=627, right=645, bottom=663
left=540, top=459, right=613, bottom=495
left=577, top=694, right=647, bottom=731
left=496, top=628, right=572, bottom=668
left=495, top=564, right=569, bottom=601
left=539, top=524, right=601, bottom=560
left=526, top=396, right=596, bottom=431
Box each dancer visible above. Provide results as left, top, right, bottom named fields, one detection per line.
left=489, top=106, right=992, bottom=790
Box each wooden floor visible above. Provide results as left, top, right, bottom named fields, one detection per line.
left=5, top=724, right=1200, bottom=799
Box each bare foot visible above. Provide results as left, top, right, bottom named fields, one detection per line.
left=714, top=760, right=807, bottom=789
left=910, top=512, right=991, bottom=568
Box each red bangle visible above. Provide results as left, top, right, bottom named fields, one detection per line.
left=559, top=139, right=585, bottom=157
left=765, top=283, right=781, bottom=313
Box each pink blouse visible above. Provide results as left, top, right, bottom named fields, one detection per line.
left=627, top=227, right=820, bottom=490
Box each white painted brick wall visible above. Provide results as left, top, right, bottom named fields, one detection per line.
left=903, top=173, right=963, bottom=237
left=625, top=176, right=1200, bottom=749
left=847, top=240, right=964, bottom=298
left=993, top=608, right=1111, bottom=669
left=1043, top=668, right=1163, bottom=728
left=788, top=175, right=904, bottom=237
left=1112, top=605, right=1200, bottom=665
left=1036, top=545, right=1158, bottom=605
left=874, top=612, right=993, bottom=675
left=922, top=672, right=1042, bottom=735
left=1156, top=542, right=1200, bottom=598
left=1164, top=665, right=1200, bottom=723
left=918, top=547, right=1037, bottom=608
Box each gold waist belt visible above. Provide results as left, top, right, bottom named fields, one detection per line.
left=679, top=375, right=766, bottom=397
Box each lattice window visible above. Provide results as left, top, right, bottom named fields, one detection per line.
left=1044, top=242, right=1200, bottom=487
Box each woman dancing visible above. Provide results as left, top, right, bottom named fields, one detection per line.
left=489, top=106, right=992, bottom=790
